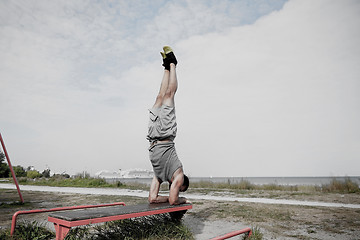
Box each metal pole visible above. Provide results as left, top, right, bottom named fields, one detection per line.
left=0, top=133, right=24, bottom=203
left=209, top=227, right=252, bottom=240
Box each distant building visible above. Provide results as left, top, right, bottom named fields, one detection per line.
left=95, top=170, right=120, bottom=178
left=95, top=168, right=154, bottom=179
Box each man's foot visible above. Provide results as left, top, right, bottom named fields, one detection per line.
left=160, top=52, right=170, bottom=70
left=163, top=46, right=177, bottom=66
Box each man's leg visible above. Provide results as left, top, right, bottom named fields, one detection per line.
left=162, top=63, right=177, bottom=107
left=153, top=69, right=170, bottom=108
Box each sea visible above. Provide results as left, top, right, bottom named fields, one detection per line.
left=105, top=176, right=360, bottom=186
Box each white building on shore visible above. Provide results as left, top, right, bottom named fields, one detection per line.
left=95, top=168, right=154, bottom=179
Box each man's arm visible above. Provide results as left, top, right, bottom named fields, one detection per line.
left=148, top=176, right=168, bottom=203
left=168, top=173, right=187, bottom=205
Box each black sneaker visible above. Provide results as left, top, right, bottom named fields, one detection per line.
left=163, top=46, right=177, bottom=66
left=160, top=51, right=170, bottom=70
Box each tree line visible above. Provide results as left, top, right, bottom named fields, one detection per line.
left=0, top=152, right=53, bottom=179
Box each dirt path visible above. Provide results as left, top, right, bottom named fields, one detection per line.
left=1, top=188, right=360, bottom=239
left=188, top=199, right=360, bottom=239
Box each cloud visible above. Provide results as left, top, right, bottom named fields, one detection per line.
left=1, top=0, right=359, bottom=177
left=173, top=0, right=360, bottom=176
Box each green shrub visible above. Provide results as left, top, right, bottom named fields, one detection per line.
left=87, top=178, right=108, bottom=187
left=91, top=214, right=193, bottom=240
left=246, top=226, right=263, bottom=240
left=231, top=179, right=254, bottom=190
left=190, top=179, right=256, bottom=190
left=12, top=165, right=27, bottom=177
left=26, top=170, right=41, bottom=179
left=41, top=169, right=51, bottom=178
left=322, top=178, right=360, bottom=193
left=0, top=227, right=10, bottom=239
left=0, top=152, right=10, bottom=178
left=64, top=226, right=90, bottom=240
left=18, top=177, right=28, bottom=184
left=12, top=220, right=55, bottom=240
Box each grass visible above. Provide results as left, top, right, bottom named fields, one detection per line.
left=17, top=176, right=121, bottom=188
left=0, top=215, right=193, bottom=240
left=1, top=180, right=359, bottom=240
left=89, top=214, right=194, bottom=240
left=13, top=176, right=150, bottom=190
left=321, top=177, right=360, bottom=193
left=189, top=178, right=359, bottom=193
left=5, top=176, right=359, bottom=194
left=195, top=202, right=292, bottom=223
left=189, top=179, right=303, bottom=192
left=248, top=226, right=263, bottom=240
left=0, top=201, right=31, bottom=209
left=0, top=220, right=55, bottom=240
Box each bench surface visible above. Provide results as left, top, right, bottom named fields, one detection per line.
left=49, top=202, right=192, bottom=222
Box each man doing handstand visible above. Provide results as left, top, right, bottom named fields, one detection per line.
left=147, top=46, right=189, bottom=205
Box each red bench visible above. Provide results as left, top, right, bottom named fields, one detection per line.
left=48, top=202, right=192, bottom=240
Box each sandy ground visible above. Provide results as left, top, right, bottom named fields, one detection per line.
left=1, top=188, right=360, bottom=239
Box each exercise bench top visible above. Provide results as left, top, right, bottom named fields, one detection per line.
left=48, top=202, right=192, bottom=240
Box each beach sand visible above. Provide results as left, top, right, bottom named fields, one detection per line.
left=1, top=188, right=359, bottom=239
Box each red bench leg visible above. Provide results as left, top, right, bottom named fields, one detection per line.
left=53, top=223, right=71, bottom=240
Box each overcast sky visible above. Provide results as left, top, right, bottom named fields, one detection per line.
left=1, top=0, right=359, bottom=177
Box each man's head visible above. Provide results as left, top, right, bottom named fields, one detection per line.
left=180, top=174, right=189, bottom=192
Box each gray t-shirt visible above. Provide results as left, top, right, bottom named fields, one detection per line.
left=149, top=142, right=182, bottom=183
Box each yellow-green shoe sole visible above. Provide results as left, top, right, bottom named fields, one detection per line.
left=160, top=51, right=166, bottom=59
left=163, top=46, right=173, bottom=54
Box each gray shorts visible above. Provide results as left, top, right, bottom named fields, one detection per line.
left=147, top=105, right=177, bottom=143
left=149, top=142, right=182, bottom=183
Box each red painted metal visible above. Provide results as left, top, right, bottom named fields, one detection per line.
left=49, top=204, right=192, bottom=227
left=209, top=227, right=252, bottom=240
left=48, top=204, right=192, bottom=240
left=53, top=223, right=71, bottom=240
left=10, top=202, right=125, bottom=236
left=0, top=133, right=24, bottom=203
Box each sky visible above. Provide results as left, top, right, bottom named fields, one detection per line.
left=1, top=0, right=359, bottom=177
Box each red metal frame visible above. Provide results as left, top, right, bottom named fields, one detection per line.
left=209, top=227, right=252, bottom=240
left=11, top=202, right=125, bottom=236
left=0, top=133, right=24, bottom=203
left=48, top=204, right=192, bottom=240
